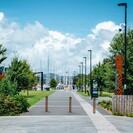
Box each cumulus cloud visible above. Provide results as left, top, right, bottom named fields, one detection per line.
left=0, top=12, right=4, bottom=22
left=92, top=21, right=120, bottom=34
left=0, top=12, right=119, bottom=75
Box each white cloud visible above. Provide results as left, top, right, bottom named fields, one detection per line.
left=0, top=12, right=4, bottom=22
left=0, top=12, right=119, bottom=75
left=92, top=21, right=120, bottom=34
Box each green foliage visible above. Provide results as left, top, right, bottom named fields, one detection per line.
left=90, top=29, right=133, bottom=92
left=74, top=74, right=84, bottom=91
left=98, top=91, right=113, bottom=97
left=113, top=112, right=133, bottom=117
left=0, top=94, right=29, bottom=116
left=7, top=58, right=37, bottom=92
left=109, top=30, right=133, bottom=89
left=98, top=100, right=112, bottom=111
left=113, top=112, right=123, bottom=116
left=0, top=44, right=7, bottom=64
left=77, top=90, right=90, bottom=96
left=14, top=94, right=30, bottom=112
left=50, top=78, right=58, bottom=88
left=0, top=76, right=18, bottom=96
left=126, top=114, right=133, bottom=117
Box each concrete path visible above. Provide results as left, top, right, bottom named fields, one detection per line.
left=22, top=90, right=87, bottom=115
left=0, top=90, right=133, bottom=133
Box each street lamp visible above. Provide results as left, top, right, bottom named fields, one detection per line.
left=78, top=65, right=81, bottom=91
left=81, top=62, right=83, bottom=92
left=118, top=3, right=127, bottom=90
left=66, top=71, right=68, bottom=85
left=88, top=50, right=92, bottom=97
left=83, top=57, right=87, bottom=94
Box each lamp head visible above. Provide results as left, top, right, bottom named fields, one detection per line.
left=118, top=3, right=127, bottom=7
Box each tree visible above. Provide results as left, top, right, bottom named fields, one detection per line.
left=50, top=78, right=58, bottom=88
left=7, top=58, right=37, bottom=93
left=0, top=44, right=7, bottom=64
left=0, top=44, right=7, bottom=78
left=109, top=30, right=133, bottom=89
left=90, top=29, right=133, bottom=93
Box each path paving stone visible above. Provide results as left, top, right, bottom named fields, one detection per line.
left=22, top=90, right=87, bottom=116
left=0, top=90, right=133, bottom=133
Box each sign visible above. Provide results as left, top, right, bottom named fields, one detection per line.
left=92, top=79, right=98, bottom=98
left=115, top=54, right=123, bottom=95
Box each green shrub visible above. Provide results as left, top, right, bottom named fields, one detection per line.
left=0, top=76, right=18, bottom=96
left=126, top=114, right=133, bottom=117
left=0, top=94, right=29, bottom=116
left=113, top=112, right=123, bottom=116
left=98, top=100, right=112, bottom=111
left=14, top=94, right=30, bottom=112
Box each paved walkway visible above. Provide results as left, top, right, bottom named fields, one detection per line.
left=23, top=90, right=87, bottom=116
left=0, top=90, right=133, bottom=133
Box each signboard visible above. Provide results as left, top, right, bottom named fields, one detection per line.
left=92, top=79, right=98, bottom=98
left=115, top=54, right=123, bottom=95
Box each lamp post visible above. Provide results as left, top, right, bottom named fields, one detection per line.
left=83, top=57, right=87, bottom=94
left=81, top=62, right=83, bottom=92
left=78, top=65, right=81, bottom=91
left=88, top=50, right=92, bottom=97
left=66, top=71, right=68, bottom=85
left=118, top=3, right=127, bottom=90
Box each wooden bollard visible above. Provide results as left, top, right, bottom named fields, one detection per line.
left=45, top=96, right=48, bottom=112
left=93, top=98, right=96, bottom=114
left=69, top=97, right=72, bottom=113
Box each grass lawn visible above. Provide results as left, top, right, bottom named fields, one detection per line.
left=20, top=90, right=54, bottom=106
left=99, top=91, right=113, bottom=97
left=77, top=90, right=90, bottom=97
left=77, top=90, right=113, bottom=98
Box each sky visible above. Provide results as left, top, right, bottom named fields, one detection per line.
left=0, top=0, right=132, bottom=76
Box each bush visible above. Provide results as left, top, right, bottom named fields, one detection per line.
left=0, top=94, right=29, bottom=116
left=14, top=94, right=30, bottom=112
left=113, top=112, right=123, bottom=116
left=98, top=100, right=112, bottom=111
left=0, top=76, right=18, bottom=96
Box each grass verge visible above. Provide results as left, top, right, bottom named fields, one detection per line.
left=77, top=90, right=113, bottom=97
left=20, top=90, right=54, bottom=106
left=77, top=90, right=90, bottom=97
left=98, top=91, right=113, bottom=97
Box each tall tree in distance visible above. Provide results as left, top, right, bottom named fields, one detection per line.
left=50, top=78, right=58, bottom=88
left=0, top=44, right=7, bottom=64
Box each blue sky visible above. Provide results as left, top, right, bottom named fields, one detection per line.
left=0, top=0, right=132, bottom=37
left=0, top=0, right=132, bottom=75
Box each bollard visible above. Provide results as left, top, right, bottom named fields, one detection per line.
left=45, top=96, right=48, bottom=112
left=93, top=98, right=96, bottom=114
left=69, top=97, right=72, bottom=113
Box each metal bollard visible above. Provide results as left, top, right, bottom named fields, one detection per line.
left=45, top=96, right=48, bottom=112
left=69, top=97, right=72, bottom=113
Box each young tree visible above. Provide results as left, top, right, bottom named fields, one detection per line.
left=7, top=58, right=37, bottom=93
left=50, top=78, right=58, bottom=88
